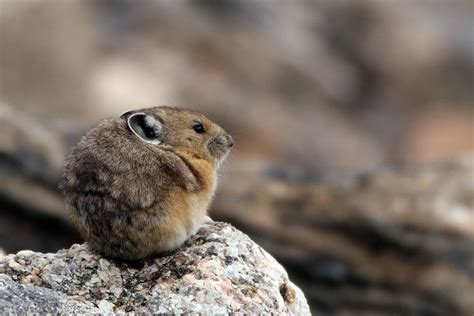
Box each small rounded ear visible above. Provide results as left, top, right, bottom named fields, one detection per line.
left=127, top=112, right=163, bottom=144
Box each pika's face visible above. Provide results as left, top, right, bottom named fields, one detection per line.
left=121, top=106, right=233, bottom=163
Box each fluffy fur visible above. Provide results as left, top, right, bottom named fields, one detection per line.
left=60, top=106, right=233, bottom=261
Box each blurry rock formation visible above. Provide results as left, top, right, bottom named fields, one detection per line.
left=0, top=102, right=79, bottom=252
left=0, top=0, right=472, bottom=169
left=0, top=221, right=310, bottom=315
left=214, top=157, right=474, bottom=315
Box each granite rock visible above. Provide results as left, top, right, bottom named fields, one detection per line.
left=0, top=221, right=310, bottom=315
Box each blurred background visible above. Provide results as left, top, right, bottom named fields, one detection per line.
left=0, top=0, right=473, bottom=315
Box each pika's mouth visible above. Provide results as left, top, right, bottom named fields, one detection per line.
left=208, top=133, right=233, bottom=160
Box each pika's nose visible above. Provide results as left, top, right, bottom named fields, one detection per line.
left=227, top=134, right=234, bottom=148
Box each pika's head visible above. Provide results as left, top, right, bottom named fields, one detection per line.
left=121, top=106, right=233, bottom=164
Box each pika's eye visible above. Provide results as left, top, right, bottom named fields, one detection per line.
left=193, top=122, right=205, bottom=134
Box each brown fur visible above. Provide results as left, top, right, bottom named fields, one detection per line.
left=60, top=106, right=233, bottom=260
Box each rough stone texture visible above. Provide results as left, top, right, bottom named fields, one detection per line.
left=0, top=221, right=310, bottom=315
left=0, top=275, right=99, bottom=314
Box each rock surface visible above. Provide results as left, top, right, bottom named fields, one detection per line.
left=0, top=221, right=310, bottom=315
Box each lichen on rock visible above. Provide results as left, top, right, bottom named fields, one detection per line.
left=0, top=221, right=310, bottom=315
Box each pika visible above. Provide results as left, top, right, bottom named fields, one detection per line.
left=60, top=106, right=233, bottom=261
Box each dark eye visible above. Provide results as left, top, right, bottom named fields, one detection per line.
left=193, top=122, right=205, bottom=134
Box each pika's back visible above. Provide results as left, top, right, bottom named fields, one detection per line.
left=62, top=119, right=166, bottom=212
left=60, top=106, right=233, bottom=260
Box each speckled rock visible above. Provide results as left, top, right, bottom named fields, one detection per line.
left=0, top=221, right=310, bottom=315
left=0, top=274, right=99, bottom=314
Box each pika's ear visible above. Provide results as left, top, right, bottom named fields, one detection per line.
left=126, top=112, right=163, bottom=144
left=120, top=110, right=134, bottom=120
